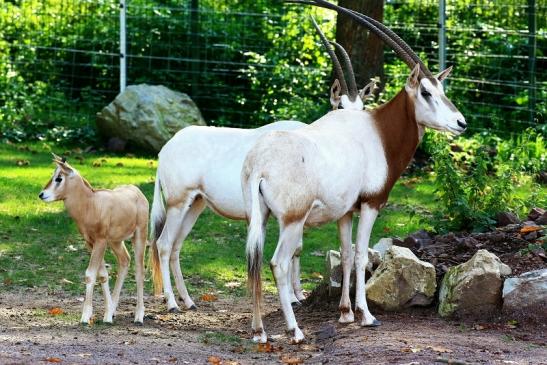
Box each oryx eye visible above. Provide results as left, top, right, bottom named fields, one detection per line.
left=55, top=176, right=62, bottom=183
left=421, top=90, right=431, bottom=98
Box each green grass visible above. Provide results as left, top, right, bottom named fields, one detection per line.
left=0, top=142, right=543, bottom=298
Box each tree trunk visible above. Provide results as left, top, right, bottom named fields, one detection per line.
left=335, top=0, right=384, bottom=92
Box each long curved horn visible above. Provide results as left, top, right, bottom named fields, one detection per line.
left=329, top=41, right=358, bottom=101
left=286, top=0, right=432, bottom=78
left=310, top=16, right=349, bottom=97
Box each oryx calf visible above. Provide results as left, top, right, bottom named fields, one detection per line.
left=39, top=155, right=149, bottom=324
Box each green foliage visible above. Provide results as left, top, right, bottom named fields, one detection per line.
left=425, top=127, right=546, bottom=232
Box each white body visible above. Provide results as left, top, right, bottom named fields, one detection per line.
left=150, top=120, right=307, bottom=312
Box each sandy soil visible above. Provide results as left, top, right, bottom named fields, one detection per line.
left=0, top=289, right=545, bottom=365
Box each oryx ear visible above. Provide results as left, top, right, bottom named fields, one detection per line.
left=359, top=80, right=377, bottom=101
left=330, top=78, right=341, bottom=110
left=406, top=64, right=421, bottom=89
left=436, top=66, right=453, bottom=82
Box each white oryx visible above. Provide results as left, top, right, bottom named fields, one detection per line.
left=242, top=1, right=467, bottom=344
left=148, top=31, right=377, bottom=312
left=39, top=155, right=148, bottom=325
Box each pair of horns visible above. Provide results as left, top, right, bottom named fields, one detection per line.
left=311, top=17, right=358, bottom=102
left=287, top=0, right=433, bottom=79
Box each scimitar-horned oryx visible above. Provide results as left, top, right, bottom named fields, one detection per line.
left=242, top=1, right=467, bottom=344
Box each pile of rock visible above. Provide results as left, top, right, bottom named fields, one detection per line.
left=320, top=207, right=546, bottom=321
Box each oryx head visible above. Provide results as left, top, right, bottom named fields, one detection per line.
left=296, top=0, right=467, bottom=135
left=39, top=154, right=77, bottom=202
left=406, top=64, right=466, bottom=135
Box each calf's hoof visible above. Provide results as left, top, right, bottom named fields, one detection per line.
left=252, top=329, right=268, bottom=344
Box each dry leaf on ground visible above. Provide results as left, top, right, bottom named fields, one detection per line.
left=44, top=357, right=62, bottom=363
left=201, top=293, right=218, bottom=302
left=520, top=225, right=543, bottom=234
left=207, top=355, right=221, bottom=365
left=48, top=307, right=64, bottom=316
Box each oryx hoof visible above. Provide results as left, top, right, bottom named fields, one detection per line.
left=134, top=321, right=144, bottom=326
left=189, top=304, right=197, bottom=311
left=168, top=307, right=180, bottom=314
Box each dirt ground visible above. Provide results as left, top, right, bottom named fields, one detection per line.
left=0, top=289, right=545, bottom=365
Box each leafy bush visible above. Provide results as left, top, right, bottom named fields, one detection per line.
left=424, top=131, right=543, bottom=232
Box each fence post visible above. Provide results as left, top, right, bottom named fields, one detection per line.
left=190, top=0, right=199, bottom=98
left=528, top=0, right=537, bottom=124
left=438, top=0, right=446, bottom=85
left=119, top=0, right=127, bottom=93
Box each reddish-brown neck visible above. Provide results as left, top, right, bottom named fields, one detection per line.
left=367, top=88, right=420, bottom=207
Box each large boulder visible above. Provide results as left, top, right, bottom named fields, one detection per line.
left=438, top=249, right=511, bottom=318
left=503, top=269, right=547, bottom=321
left=365, top=246, right=436, bottom=311
left=96, top=84, right=206, bottom=151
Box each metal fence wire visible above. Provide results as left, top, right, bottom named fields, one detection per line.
left=1, top=0, right=545, bottom=136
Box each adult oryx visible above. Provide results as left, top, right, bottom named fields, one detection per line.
left=149, top=32, right=374, bottom=312
left=242, top=1, right=467, bottom=344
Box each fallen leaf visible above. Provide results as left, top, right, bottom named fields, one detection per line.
left=201, top=294, right=218, bottom=302
left=60, top=278, right=74, bottom=285
left=48, top=307, right=64, bottom=316
left=280, top=355, right=304, bottom=364
left=310, top=250, right=325, bottom=257
left=257, top=342, right=282, bottom=353
left=473, top=324, right=485, bottom=331
left=45, top=357, right=62, bottom=363
left=383, top=226, right=391, bottom=233
left=520, top=225, right=543, bottom=234
left=207, top=355, right=221, bottom=365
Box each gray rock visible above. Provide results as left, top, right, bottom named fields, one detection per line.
left=366, top=246, right=436, bottom=311
left=325, top=248, right=382, bottom=295
left=503, top=269, right=547, bottom=321
left=536, top=212, right=547, bottom=225
left=438, top=249, right=512, bottom=318
left=96, top=84, right=206, bottom=151
left=528, top=207, right=545, bottom=222
left=373, top=238, right=393, bottom=259
left=496, top=212, right=520, bottom=226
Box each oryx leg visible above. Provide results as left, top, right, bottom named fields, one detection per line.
left=271, top=222, right=305, bottom=344
left=290, top=244, right=305, bottom=303
left=156, top=199, right=192, bottom=312
left=109, top=240, right=130, bottom=316
left=133, top=227, right=146, bottom=324
left=338, top=212, right=355, bottom=323
left=81, top=240, right=107, bottom=324
left=170, top=196, right=206, bottom=310
left=97, top=260, right=114, bottom=323
left=354, top=204, right=380, bottom=327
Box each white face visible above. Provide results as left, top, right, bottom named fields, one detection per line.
left=405, top=66, right=467, bottom=135
left=340, top=94, right=364, bottom=111
left=39, top=165, right=69, bottom=202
